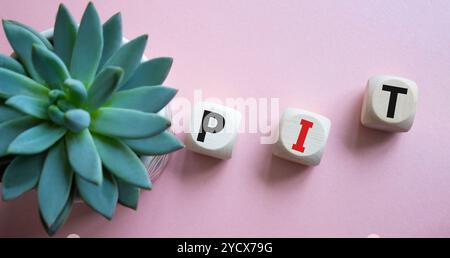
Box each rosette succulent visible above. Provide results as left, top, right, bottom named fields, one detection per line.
left=0, top=2, right=183, bottom=235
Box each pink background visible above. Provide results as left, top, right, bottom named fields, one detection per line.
left=1, top=0, right=450, bottom=237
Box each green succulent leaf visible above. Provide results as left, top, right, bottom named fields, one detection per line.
left=0, top=104, right=24, bottom=123
left=120, top=57, right=173, bottom=90
left=99, top=13, right=122, bottom=68
left=66, top=129, right=102, bottom=185
left=62, top=78, right=87, bottom=105
left=108, top=86, right=177, bottom=113
left=53, top=3, right=78, bottom=67
left=0, top=68, right=49, bottom=99
left=2, top=20, right=50, bottom=82
left=116, top=177, right=140, bottom=210
left=91, top=107, right=170, bottom=139
left=48, top=89, right=66, bottom=103
left=101, top=35, right=148, bottom=87
left=5, top=95, right=49, bottom=119
left=70, top=2, right=103, bottom=86
left=64, top=109, right=90, bottom=133
left=56, top=99, right=76, bottom=112
left=85, top=66, right=123, bottom=110
left=38, top=140, right=73, bottom=227
left=93, top=134, right=151, bottom=189
left=40, top=186, right=74, bottom=236
left=75, top=172, right=118, bottom=220
left=4, top=20, right=53, bottom=50
left=124, top=131, right=184, bottom=155
left=0, top=116, right=38, bottom=157
left=47, top=105, right=65, bottom=125
left=8, top=123, right=66, bottom=155
left=32, top=44, right=70, bottom=89
left=0, top=54, right=26, bottom=75
left=1, top=153, right=45, bottom=201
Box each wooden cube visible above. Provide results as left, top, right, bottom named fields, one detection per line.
left=361, top=75, right=418, bottom=132
left=272, top=108, right=331, bottom=166
left=185, top=102, right=242, bottom=159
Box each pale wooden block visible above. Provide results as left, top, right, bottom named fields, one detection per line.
left=361, top=75, right=418, bottom=132
left=185, top=102, right=242, bottom=159
left=272, top=108, right=331, bottom=166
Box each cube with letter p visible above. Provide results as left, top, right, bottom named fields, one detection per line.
left=272, top=108, right=331, bottom=166
left=185, top=102, right=241, bottom=159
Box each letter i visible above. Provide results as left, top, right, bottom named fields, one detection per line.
left=292, top=119, right=314, bottom=153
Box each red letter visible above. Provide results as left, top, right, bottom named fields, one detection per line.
left=292, top=119, right=314, bottom=153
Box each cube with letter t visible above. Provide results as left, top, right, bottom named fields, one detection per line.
left=272, top=108, right=331, bottom=166
left=185, top=102, right=242, bottom=159
left=361, top=75, right=418, bottom=132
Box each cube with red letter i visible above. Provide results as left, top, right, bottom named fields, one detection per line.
left=185, top=102, right=242, bottom=159
left=361, top=75, right=418, bottom=132
left=272, top=108, right=331, bottom=166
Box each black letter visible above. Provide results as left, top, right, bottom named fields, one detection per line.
left=382, top=85, right=408, bottom=118
left=196, top=110, right=225, bottom=142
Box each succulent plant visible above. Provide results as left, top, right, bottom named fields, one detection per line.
left=0, top=2, right=183, bottom=235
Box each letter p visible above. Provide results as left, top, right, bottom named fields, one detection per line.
left=197, top=110, right=226, bottom=142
